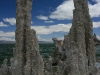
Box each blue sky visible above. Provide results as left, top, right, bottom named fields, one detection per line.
left=0, top=0, right=100, bottom=41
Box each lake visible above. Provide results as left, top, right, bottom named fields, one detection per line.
left=0, top=43, right=100, bottom=66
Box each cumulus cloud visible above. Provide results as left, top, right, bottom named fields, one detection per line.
left=0, top=23, right=71, bottom=38
left=0, top=31, right=15, bottom=37
left=0, top=20, right=99, bottom=38
left=54, top=37, right=64, bottom=40
left=31, top=21, right=100, bottom=35
left=38, top=36, right=64, bottom=42
left=97, top=36, right=100, bottom=40
left=49, top=0, right=74, bottom=20
left=89, top=0, right=100, bottom=18
left=3, top=18, right=33, bottom=25
left=37, top=36, right=52, bottom=41
left=31, top=23, right=71, bottom=34
left=0, top=31, right=15, bottom=41
left=0, top=22, right=8, bottom=27
left=93, top=21, right=100, bottom=28
left=49, top=0, right=100, bottom=20
left=1, top=21, right=99, bottom=41
left=3, top=18, right=16, bottom=25
left=0, top=37, right=15, bottom=41
left=36, top=15, right=48, bottom=20
left=44, top=20, right=54, bottom=23
left=31, top=21, right=33, bottom=24
left=38, top=36, right=64, bottom=41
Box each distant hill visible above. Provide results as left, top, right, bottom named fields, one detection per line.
left=39, top=41, right=53, bottom=44
left=0, top=40, right=15, bottom=44
left=0, top=40, right=53, bottom=44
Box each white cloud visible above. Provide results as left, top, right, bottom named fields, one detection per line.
left=0, top=31, right=15, bottom=41
left=0, top=31, right=15, bottom=37
left=37, top=33, right=64, bottom=41
left=31, top=23, right=71, bottom=34
left=97, top=36, right=100, bottom=40
left=0, top=22, right=8, bottom=27
left=49, top=0, right=74, bottom=20
left=52, top=36, right=64, bottom=40
left=31, top=21, right=33, bottom=24
left=37, top=35, right=52, bottom=41
left=0, top=21, right=99, bottom=38
left=3, top=18, right=33, bottom=25
left=93, top=21, right=100, bottom=28
left=89, top=0, right=100, bottom=18
left=0, top=23, right=71, bottom=41
left=44, top=20, right=54, bottom=23
left=57, top=37, right=64, bottom=40
left=49, top=0, right=100, bottom=20
left=92, top=0, right=100, bottom=3
left=3, top=18, right=16, bottom=25
left=32, top=21, right=100, bottom=35
left=0, top=37, right=15, bottom=41
left=0, top=23, right=71, bottom=37
left=38, top=36, right=64, bottom=42
left=36, top=15, right=48, bottom=20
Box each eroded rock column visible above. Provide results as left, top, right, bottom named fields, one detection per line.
left=10, top=0, right=44, bottom=75
left=61, top=0, right=96, bottom=75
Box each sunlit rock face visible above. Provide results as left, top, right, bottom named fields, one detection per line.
left=52, top=38, right=66, bottom=66
left=9, top=0, right=44, bottom=75
left=55, top=0, right=97, bottom=75
left=0, top=0, right=99, bottom=75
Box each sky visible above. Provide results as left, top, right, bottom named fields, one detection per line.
left=0, top=0, right=100, bottom=41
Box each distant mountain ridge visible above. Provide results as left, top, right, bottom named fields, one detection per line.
left=0, top=40, right=53, bottom=44
left=0, top=40, right=15, bottom=44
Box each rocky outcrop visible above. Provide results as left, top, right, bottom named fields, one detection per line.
left=44, top=56, right=53, bottom=75
left=55, top=0, right=97, bottom=75
left=0, top=0, right=99, bottom=75
left=52, top=38, right=66, bottom=66
left=0, top=0, right=44, bottom=75
left=0, top=59, right=8, bottom=75
left=94, top=33, right=100, bottom=45
left=9, top=0, right=44, bottom=75
left=52, top=38, right=63, bottom=63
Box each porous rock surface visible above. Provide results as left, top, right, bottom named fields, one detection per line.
left=0, top=0, right=44, bottom=75
left=0, top=0, right=100, bottom=75
left=54, top=0, right=98, bottom=75
left=52, top=38, right=66, bottom=66
left=10, top=0, right=44, bottom=75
